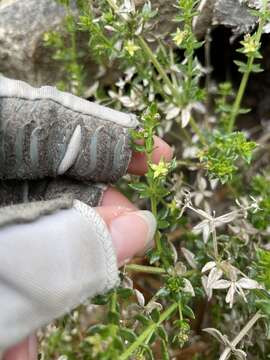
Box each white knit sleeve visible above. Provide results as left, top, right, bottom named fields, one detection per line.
left=0, top=201, right=119, bottom=351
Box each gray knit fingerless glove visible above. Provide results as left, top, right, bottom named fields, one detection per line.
left=0, top=178, right=106, bottom=208
left=0, top=76, right=138, bottom=182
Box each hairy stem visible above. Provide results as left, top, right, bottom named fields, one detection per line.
left=105, top=0, right=205, bottom=144
left=137, top=37, right=182, bottom=104
left=212, top=225, right=219, bottom=259
left=138, top=37, right=206, bottom=144
left=219, top=311, right=263, bottom=360
left=125, top=264, right=166, bottom=274
left=228, top=1, right=267, bottom=132
left=119, top=303, right=178, bottom=360
left=110, top=290, right=117, bottom=313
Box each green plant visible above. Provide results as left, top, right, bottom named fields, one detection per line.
left=41, top=0, right=270, bottom=359
left=43, top=0, right=85, bottom=95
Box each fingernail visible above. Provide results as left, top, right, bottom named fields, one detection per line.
left=109, top=210, right=157, bottom=266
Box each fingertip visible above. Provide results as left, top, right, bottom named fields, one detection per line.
left=96, top=206, right=133, bottom=225
left=128, top=136, right=173, bottom=175
left=101, top=186, right=137, bottom=209
left=152, top=135, right=174, bottom=163
left=3, top=336, right=37, bottom=360
left=96, top=207, right=156, bottom=266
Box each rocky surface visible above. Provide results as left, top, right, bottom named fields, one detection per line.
left=213, top=0, right=258, bottom=35
left=0, top=0, right=263, bottom=87
left=0, top=0, right=75, bottom=85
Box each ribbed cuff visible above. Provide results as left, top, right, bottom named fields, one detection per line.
left=73, top=200, right=120, bottom=293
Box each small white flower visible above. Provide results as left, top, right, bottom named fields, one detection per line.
left=193, top=210, right=239, bottom=243
left=181, top=104, right=192, bottom=128
left=175, top=261, right=187, bottom=276
left=119, top=0, right=136, bottom=20
left=192, top=101, right=206, bottom=114
left=193, top=218, right=211, bottom=243
left=135, top=22, right=143, bottom=36
left=203, top=327, right=229, bottom=346
left=207, top=267, right=223, bottom=290
left=212, top=276, right=262, bottom=308
left=264, top=22, right=270, bottom=33
left=163, top=84, right=172, bottom=96
left=235, top=196, right=261, bottom=217
left=181, top=247, right=197, bottom=269
left=124, top=66, right=136, bottom=81
left=166, top=105, right=181, bottom=120
left=191, top=176, right=212, bottom=206
left=201, top=275, right=211, bottom=298
left=169, top=241, right=179, bottom=265
left=201, top=261, right=216, bottom=273
left=115, top=78, right=126, bottom=89
left=201, top=262, right=223, bottom=299
left=203, top=328, right=247, bottom=360
left=209, top=179, right=218, bottom=190
left=134, top=289, right=145, bottom=307
left=122, top=274, right=134, bottom=289
left=201, top=261, right=261, bottom=307
left=183, top=278, right=195, bottom=297
left=183, top=145, right=199, bottom=159
left=104, top=25, right=117, bottom=32
left=145, top=301, right=163, bottom=314
left=58, top=356, right=68, bottom=360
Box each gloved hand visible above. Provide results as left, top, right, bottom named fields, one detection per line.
left=0, top=76, right=173, bottom=360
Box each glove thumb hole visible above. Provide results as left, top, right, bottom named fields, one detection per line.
left=96, top=207, right=157, bottom=266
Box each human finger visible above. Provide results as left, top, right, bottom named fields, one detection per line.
left=128, top=135, right=173, bottom=175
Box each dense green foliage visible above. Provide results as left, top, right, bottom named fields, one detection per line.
left=41, top=0, right=270, bottom=359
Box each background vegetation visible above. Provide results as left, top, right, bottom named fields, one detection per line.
left=41, top=1, right=270, bottom=359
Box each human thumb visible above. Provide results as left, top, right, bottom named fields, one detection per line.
left=0, top=201, right=157, bottom=357
left=96, top=207, right=157, bottom=266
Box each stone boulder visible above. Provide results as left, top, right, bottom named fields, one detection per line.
left=0, top=0, right=262, bottom=87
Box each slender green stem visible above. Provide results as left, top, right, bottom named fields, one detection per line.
left=87, top=3, right=114, bottom=49
left=178, top=301, right=183, bottom=321
left=119, top=303, right=178, bottom=360
left=105, top=0, right=204, bottom=143
left=185, top=51, right=194, bottom=104
left=175, top=159, right=201, bottom=167
left=110, top=290, right=117, bottom=313
left=169, top=128, right=197, bottom=148
left=106, top=0, right=118, bottom=11
left=66, top=6, right=84, bottom=96
left=150, top=203, right=162, bottom=257
left=212, top=226, right=219, bottom=259
left=228, top=1, right=267, bottom=132
left=150, top=195, right=157, bottom=218
left=137, top=37, right=182, bottom=104
left=227, top=57, right=253, bottom=132
left=125, top=264, right=166, bottom=274
left=137, top=37, right=206, bottom=144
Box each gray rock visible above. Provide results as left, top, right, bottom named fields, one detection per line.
left=0, top=0, right=177, bottom=87
left=213, top=0, right=258, bottom=34
left=138, top=0, right=177, bottom=37
left=0, top=0, right=82, bottom=86
left=193, top=0, right=270, bottom=38
left=0, top=0, right=262, bottom=88
left=193, top=0, right=217, bottom=39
